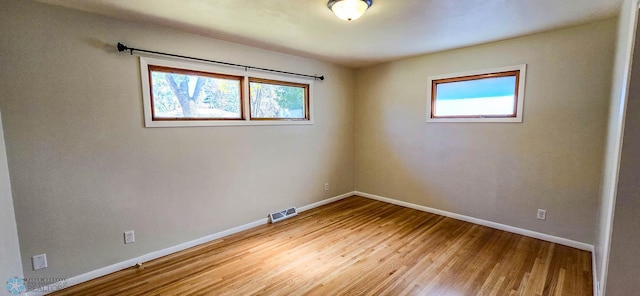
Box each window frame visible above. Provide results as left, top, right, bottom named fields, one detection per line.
left=248, top=77, right=310, bottom=121
left=147, top=65, right=245, bottom=121
left=140, top=56, right=315, bottom=127
left=426, top=64, right=527, bottom=123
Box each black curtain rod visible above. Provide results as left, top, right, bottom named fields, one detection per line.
left=117, top=42, right=325, bottom=81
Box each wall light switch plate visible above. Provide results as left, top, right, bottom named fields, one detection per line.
left=32, top=254, right=47, bottom=270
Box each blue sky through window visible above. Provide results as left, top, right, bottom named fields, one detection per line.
left=436, top=76, right=516, bottom=100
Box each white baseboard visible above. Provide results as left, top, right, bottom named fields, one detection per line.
left=298, top=192, right=354, bottom=212
left=354, top=191, right=594, bottom=251
left=33, top=192, right=355, bottom=295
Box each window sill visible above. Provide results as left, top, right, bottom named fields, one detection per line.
left=426, top=117, right=522, bottom=123
left=145, top=119, right=314, bottom=128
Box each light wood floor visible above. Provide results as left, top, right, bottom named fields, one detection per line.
left=51, top=196, right=592, bottom=295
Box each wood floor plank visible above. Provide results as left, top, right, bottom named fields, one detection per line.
left=50, top=196, right=592, bottom=296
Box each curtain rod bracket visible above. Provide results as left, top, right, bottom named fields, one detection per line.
left=115, top=42, right=325, bottom=81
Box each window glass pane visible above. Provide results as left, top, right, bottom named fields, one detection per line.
left=249, top=79, right=308, bottom=120
left=149, top=67, right=242, bottom=119
left=434, top=75, right=517, bottom=117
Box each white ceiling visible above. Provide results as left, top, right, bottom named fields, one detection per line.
left=34, top=0, right=622, bottom=68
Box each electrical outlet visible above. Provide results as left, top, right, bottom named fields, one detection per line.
left=537, top=209, right=547, bottom=220
left=32, top=254, right=47, bottom=270
left=324, top=183, right=329, bottom=191
left=124, top=230, right=135, bottom=244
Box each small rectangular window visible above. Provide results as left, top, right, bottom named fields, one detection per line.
left=249, top=78, right=309, bottom=120
left=427, top=65, right=526, bottom=123
left=140, top=57, right=314, bottom=127
left=148, top=65, right=244, bottom=120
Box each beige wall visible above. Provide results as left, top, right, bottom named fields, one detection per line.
left=354, top=20, right=616, bottom=244
left=0, top=0, right=354, bottom=278
left=0, top=111, right=23, bottom=282
left=605, top=4, right=640, bottom=295
left=594, top=0, right=638, bottom=294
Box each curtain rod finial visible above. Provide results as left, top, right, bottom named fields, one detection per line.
left=117, top=42, right=127, bottom=52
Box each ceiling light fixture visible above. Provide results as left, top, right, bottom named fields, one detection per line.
left=327, top=0, right=373, bottom=21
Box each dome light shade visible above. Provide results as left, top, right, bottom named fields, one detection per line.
left=327, top=0, right=373, bottom=21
